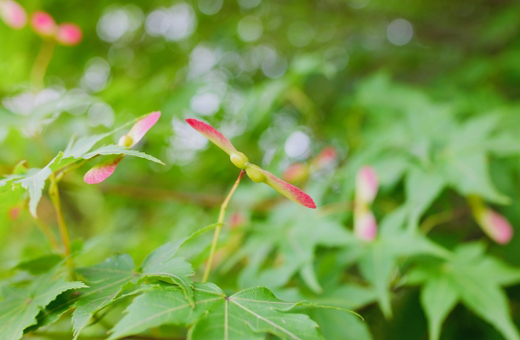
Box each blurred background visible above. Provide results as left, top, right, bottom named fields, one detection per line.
left=2, top=0, right=520, bottom=339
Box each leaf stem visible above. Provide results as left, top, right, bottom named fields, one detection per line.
left=419, top=208, right=468, bottom=234
left=202, top=170, right=245, bottom=282
left=31, top=215, right=62, bottom=252
left=56, top=158, right=91, bottom=181
left=30, top=39, right=56, bottom=89
left=298, top=302, right=364, bottom=321
left=49, top=174, right=73, bottom=269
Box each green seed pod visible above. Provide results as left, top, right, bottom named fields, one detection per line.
left=230, top=152, right=249, bottom=169
left=245, top=164, right=265, bottom=183
left=118, top=135, right=134, bottom=148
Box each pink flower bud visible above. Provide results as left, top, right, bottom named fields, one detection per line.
left=354, top=209, right=377, bottom=241
left=356, top=166, right=379, bottom=204
left=84, top=156, right=123, bottom=184
left=260, top=168, right=316, bottom=209
left=8, top=206, right=21, bottom=220
left=229, top=212, right=246, bottom=229
left=84, top=112, right=161, bottom=184
left=282, top=163, right=309, bottom=183
left=127, top=112, right=161, bottom=146
left=55, top=23, right=82, bottom=46
left=185, top=118, right=316, bottom=209
left=311, top=146, right=337, bottom=171
left=0, top=0, right=27, bottom=29
left=186, top=118, right=238, bottom=156
left=30, top=11, right=56, bottom=37
left=468, top=195, right=514, bottom=245
left=476, top=208, right=513, bottom=244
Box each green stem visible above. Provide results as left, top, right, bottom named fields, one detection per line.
left=419, top=208, right=468, bottom=234
left=32, top=216, right=62, bottom=252
left=202, top=170, right=244, bottom=282
left=30, top=39, right=56, bottom=89
left=56, top=158, right=92, bottom=181
left=48, top=174, right=73, bottom=269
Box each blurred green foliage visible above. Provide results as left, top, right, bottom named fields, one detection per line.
left=2, top=0, right=520, bottom=339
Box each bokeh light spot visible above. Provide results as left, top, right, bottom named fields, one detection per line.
left=238, top=0, right=261, bottom=9
left=387, top=18, right=413, bottom=46
left=190, top=93, right=221, bottom=116
left=238, top=16, right=263, bottom=42
left=87, top=102, right=115, bottom=127
left=348, top=0, right=370, bottom=9
left=284, top=131, right=311, bottom=159
left=198, top=0, right=223, bottom=15
left=287, top=21, right=314, bottom=47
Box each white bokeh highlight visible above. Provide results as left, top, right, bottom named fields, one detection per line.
left=190, top=92, right=221, bottom=116
left=81, top=58, right=111, bottom=93
left=145, top=3, right=196, bottom=41
left=198, top=0, right=223, bottom=15
left=238, top=16, right=263, bottom=42
left=87, top=102, right=115, bottom=127
left=387, top=18, right=413, bottom=46
left=284, top=131, right=311, bottom=159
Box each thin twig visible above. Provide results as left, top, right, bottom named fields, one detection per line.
left=30, top=39, right=56, bottom=89
left=202, top=170, right=245, bottom=282
left=318, top=201, right=355, bottom=216
left=101, top=184, right=224, bottom=207
left=31, top=215, right=62, bottom=252
left=55, top=158, right=91, bottom=181
left=48, top=174, right=74, bottom=272
left=420, top=208, right=469, bottom=234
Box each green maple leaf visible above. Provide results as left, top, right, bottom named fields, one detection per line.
left=236, top=206, right=354, bottom=293
left=419, top=274, right=459, bottom=340
left=0, top=116, right=163, bottom=217
left=358, top=206, right=450, bottom=318
left=442, top=152, right=509, bottom=205
left=72, top=254, right=136, bottom=338
left=26, top=289, right=81, bottom=333
left=71, top=224, right=218, bottom=338
left=0, top=271, right=85, bottom=340
left=190, top=286, right=324, bottom=340
left=439, top=113, right=509, bottom=205
left=72, top=251, right=193, bottom=338
left=410, top=242, right=520, bottom=340
left=138, top=239, right=195, bottom=305
left=405, top=166, right=446, bottom=230
left=283, top=283, right=376, bottom=340
left=108, top=283, right=222, bottom=339
left=109, top=284, right=324, bottom=340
